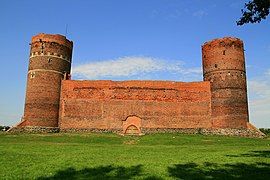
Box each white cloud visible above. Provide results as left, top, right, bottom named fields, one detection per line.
left=192, top=10, right=207, bottom=18
left=73, top=56, right=161, bottom=79
left=249, top=81, right=270, bottom=99
left=248, top=75, right=270, bottom=128
left=72, top=56, right=201, bottom=80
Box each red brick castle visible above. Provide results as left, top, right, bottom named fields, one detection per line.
left=12, top=33, right=263, bottom=137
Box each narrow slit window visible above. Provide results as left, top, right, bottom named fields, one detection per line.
left=30, top=72, right=35, bottom=78
left=223, top=50, right=226, bottom=55
left=41, top=42, right=45, bottom=53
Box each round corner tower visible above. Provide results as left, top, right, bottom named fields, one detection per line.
left=202, top=37, right=249, bottom=129
left=22, top=33, right=73, bottom=128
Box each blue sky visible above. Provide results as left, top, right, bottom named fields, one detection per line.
left=0, top=0, right=269, bottom=127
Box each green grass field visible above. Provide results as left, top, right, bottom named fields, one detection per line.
left=0, top=132, right=269, bottom=179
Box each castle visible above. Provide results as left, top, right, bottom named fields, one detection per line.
left=12, top=33, right=263, bottom=137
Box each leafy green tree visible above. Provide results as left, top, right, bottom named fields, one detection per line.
left=237, top=0, right=270, bottom=25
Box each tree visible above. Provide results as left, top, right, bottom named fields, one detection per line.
left=237, top=0, right=270, bottom=25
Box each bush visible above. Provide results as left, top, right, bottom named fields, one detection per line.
left=259, top=128, right=270, bottom=135
left=0, top=126, right=10, bottom=131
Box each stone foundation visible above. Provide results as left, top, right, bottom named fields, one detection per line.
left=142, top=128, right=265, bottom=138
left=60, top=128, right=122, bottom=133
left=59, top=128, right=265, bottom=138
left=8, top=126, right=59, bottom=133
left=8, top=126, right=265, bottom=138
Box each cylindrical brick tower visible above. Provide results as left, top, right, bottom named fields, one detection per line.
left=202, top=37, right=249, bottom=129
left=22, top=33, right=73, bottom=128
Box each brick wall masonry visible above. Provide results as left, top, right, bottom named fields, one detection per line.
left=21, top=33, right=73, bottom=127
left=202, top=37, right=249, bottom=129
left=59, top=80, right=212, bottom=133
left=15, top=34, right=261, bottom=137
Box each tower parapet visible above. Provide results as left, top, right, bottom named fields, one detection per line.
left=202, top=37, right=249, bottom=128
left=22, top=33, right=73, bottom=128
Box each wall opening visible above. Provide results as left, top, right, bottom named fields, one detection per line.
left=30, top=72, right=35, bottom=78
left=125, top=125, right=140, bottom=135
left=122, top=115, right=142, bottom=135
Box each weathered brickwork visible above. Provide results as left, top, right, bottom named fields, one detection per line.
left=21, top=33, right=73, bottom=127
left=202, top=37, right=249, bottom=129
left=59, top=80, right=212, bottom=132
left=13, top=33, right=262, bottom=137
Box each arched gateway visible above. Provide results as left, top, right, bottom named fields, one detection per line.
left=122, top=116, right=142, bottom=135
left=125, top=125, right=140, bottom=135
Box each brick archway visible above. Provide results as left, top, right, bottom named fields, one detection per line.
left=125, top=125, right=140, bottom=135
left=122, top=116, right=142, bottom=135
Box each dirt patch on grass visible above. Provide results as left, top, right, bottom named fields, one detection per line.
left=123, top=139, right=138, bottom=145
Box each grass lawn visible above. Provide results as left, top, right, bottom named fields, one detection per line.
left=0, top=132, right=269, bottom=179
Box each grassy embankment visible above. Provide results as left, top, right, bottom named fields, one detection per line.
left=0, top=132, right=269, bottom=179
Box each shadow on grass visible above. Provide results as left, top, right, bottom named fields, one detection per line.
left=37, top=165, right=162, bottom=180
left=168, top=162, right=270, bottom=180
left=226, top=150, right=270, bottom=158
